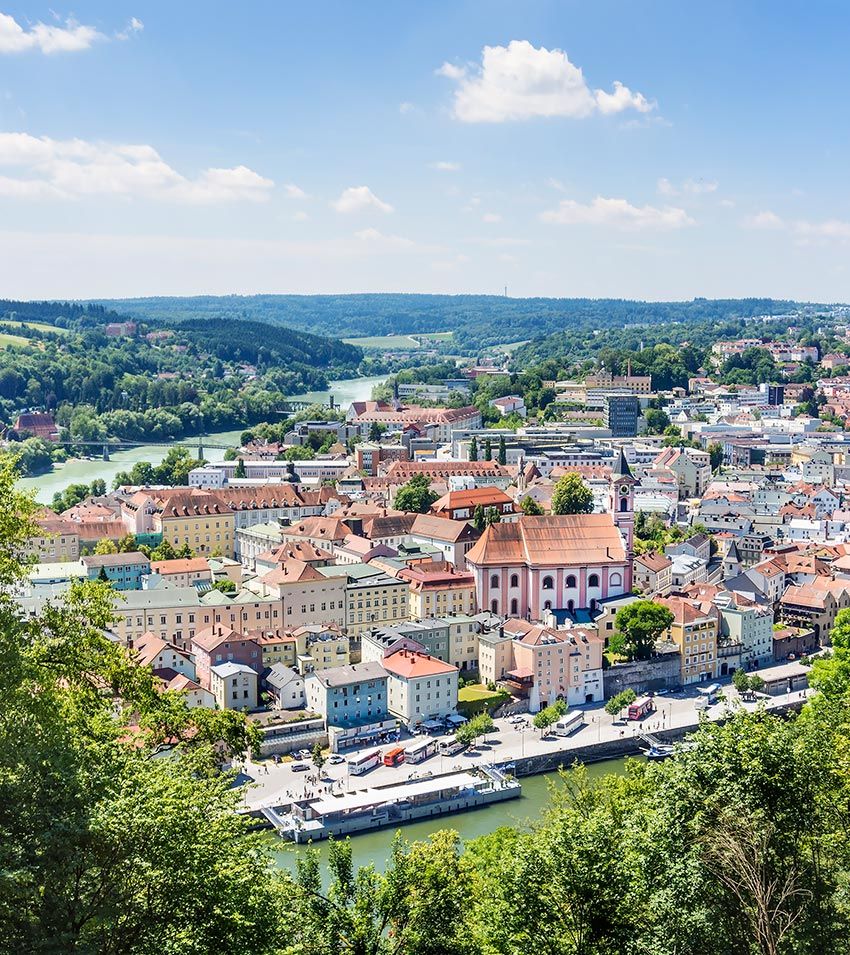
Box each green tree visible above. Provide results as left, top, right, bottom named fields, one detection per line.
left=519, top=495, right=544, bottom=516
left=234, top=457, right=247, bottom=478
left=485, top=506, right=501, bottom=526
left=614, top=600, right=674, bottom=661
left=472, top=504, right=486, bottom=532
left=94, top=537, right=118, bottom=555
left=498, top=435, right=507, bottom=465
left=532, top=700, right=567, bottom=735
left=311, top=741, right=326, bottom=771
left=644, top=407, right=671, bottom=434
left=97, top=565, right=110, bottom=584
left=394, top=474, right=439, bottom=514
left=708, top=441, right=724, bottom=472
left=484, top=437, right=493, bottom=461
left=469, top=435, right=478, bottom=461
left=0, top=459, right=280, bottom=954
left=456, top=712, right=495, bottom=748
left=604, top=688, right=637, bottom=716
left=551, top=472, right=593, bottom=516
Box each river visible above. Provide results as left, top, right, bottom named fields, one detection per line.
left=271, top=758, right=629, bottom=874
left=19, top=374, right=388, bottom=503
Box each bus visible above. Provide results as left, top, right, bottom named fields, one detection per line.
left=438, top=737, right=467, bottom=756
left=405, top=737, right=438, bottom=763
left=383, top=746, right=406, bottom=767
left=553, top=710, right=585, bottom=736
left=627, top=696, right=656, bottom=721
left=348, top=749, right=382, bottom=775
left=697, top=683, right=721, bottom=704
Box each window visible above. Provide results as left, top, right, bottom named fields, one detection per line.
left=491, top=599, right=498, bottom=613
left=490, top=574, right=499, bottom=589
left=588, top=573, right=599, bottom=588
left=610, top=572, right=622, bottom=587
left=542, top=576, right=554, bottom=590
left=510, top=573, right=519, bottom=588
left=566, top=575, right=577, bottom=588
left=620, top=496, right=629, bottom=512
left=510, top=598, right=518, bottom=615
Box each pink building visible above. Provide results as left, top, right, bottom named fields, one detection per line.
left=466, top=513, right=631, bottom=621
left=499, top=620, right=604, bottom=710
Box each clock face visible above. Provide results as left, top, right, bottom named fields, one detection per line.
left=620, top=484, right=630, bottom=495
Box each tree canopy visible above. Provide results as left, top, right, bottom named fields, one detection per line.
left=551, top=473, right=594, bottom=516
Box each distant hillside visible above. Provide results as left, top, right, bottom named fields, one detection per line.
left=176, top=317, right=362, bottom=370
left=90, top=294, right=811, bottom=351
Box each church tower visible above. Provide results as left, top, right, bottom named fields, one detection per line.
left=609, top=449, right=636, bottom=588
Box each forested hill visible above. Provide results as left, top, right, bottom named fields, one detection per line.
left=90, top=294, right=809, bottom=350
left=177, top=318, right=362, bottom=369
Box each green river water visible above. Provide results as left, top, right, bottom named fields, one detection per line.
left=271, top=758, right=630, bottom=873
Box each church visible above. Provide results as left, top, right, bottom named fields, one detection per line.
left=465, top=452, right=635, bottom=622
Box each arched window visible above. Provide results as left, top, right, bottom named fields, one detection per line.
left=567, top=599, right=575, bottom=611
left=566, top=574, right=577, bottom=588
left=588, top=573, right=600, bottom=588
left=490, top=574, right=500, bottom=589
left=620, top=496, right=629, bottom=512
left=510, top=598, right=518, bottom=615
left=590, top=598, right=598, bottom=611
left=610, top=572, right=622, bottom=587
left=543, top=600, right=552, bottom=611
left=542, top=575, right=554, bottom=590
left=510, top=573, right=519, bottom=588
left=491, top=599, right=498, bottom=613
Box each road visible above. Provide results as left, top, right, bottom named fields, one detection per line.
left=240, top=682, right=812, bottom=810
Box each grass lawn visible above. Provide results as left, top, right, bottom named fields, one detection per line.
left=343, top=334, right=422, bottom=350
left=0, top=332, right=36, bottom=348
left=457, top=683, right=511, bottom=716
left=0, top=320, right=70, bottom=335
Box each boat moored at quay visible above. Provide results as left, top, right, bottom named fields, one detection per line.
left=262, top=767, right=521, bottom=843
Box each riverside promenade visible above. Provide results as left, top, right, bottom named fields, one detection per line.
left=240, top=674, right=812, bottom=812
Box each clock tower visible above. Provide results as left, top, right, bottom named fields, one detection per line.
left=609, top=449, right=636, bottom=585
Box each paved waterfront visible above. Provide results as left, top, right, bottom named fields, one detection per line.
left=240, top=681, right=812, bottom=811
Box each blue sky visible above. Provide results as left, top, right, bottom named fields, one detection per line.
left=0, top=1, right=849, bottom=301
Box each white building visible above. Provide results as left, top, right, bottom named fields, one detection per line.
left=382, top=649, right=459, bottom=727
left=209, top=661, right=258, bottom=711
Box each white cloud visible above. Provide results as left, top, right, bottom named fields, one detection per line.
left=540, top=196, right=694, bottom=230
left=0, top=11, right=107, bottom=54
left=720, top=198, right=736, bottom=208
left=0, top=132, right=273, bottom=203
left=292, top=210, right=308, bottom=222
left=399, top=101, right=414, bottom=114
left=284, top=183, right=309, bottom=199
left=431, top=160, right=461, bottom=171
left=482, top=212, right=502, bottom=223
left=658, top=177, right=718, bottom=196
left=437, top=40, right=654, bottom=123
left=795, top=219, right=850, bottom=240
left=546, top=177, right=567, bottom=192
left=595, top=80, right=653, bottom=115
left=331, top=185, right=393, bottom=214
left=742, top=210, right=784, bottom=230
left=116, top=17, right=144, bottom=40
left=354, top=227, right=413, bottom=247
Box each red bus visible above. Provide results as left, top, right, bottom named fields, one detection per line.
left=383, top=746, right=406, bottom=767
left=627, top=696, right=656, bottom=721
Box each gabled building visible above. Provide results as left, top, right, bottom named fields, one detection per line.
left=466, top=512, right=630, bottom=622
left=383, top=649, right=459, bottom=727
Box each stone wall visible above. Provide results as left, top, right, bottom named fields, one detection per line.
left=603, top=652, right=681, bottom=699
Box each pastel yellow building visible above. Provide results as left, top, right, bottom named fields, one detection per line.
left=152, top=492, right=236, bottom=558
left=401, top=563, right=477, bottom=620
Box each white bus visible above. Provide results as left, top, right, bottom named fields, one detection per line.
left=438, top=737, right=467, bottom=756
left=553, top=710, right=585, bottom=736
left=406, top=737, right=438, bottom=764
left=348, top=749, right=382, bottom=775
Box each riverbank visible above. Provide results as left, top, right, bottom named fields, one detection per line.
left=18, top=374, right=388, bottom=503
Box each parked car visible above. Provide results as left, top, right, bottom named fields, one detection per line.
left=328, top=754, right=345, bottom=765
left=291, top=762, right=309, bottom=772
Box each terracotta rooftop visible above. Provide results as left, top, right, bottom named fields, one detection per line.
left=466, top=514, right=626, bottom=568
left=382, top=649, right=457, bottom=679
